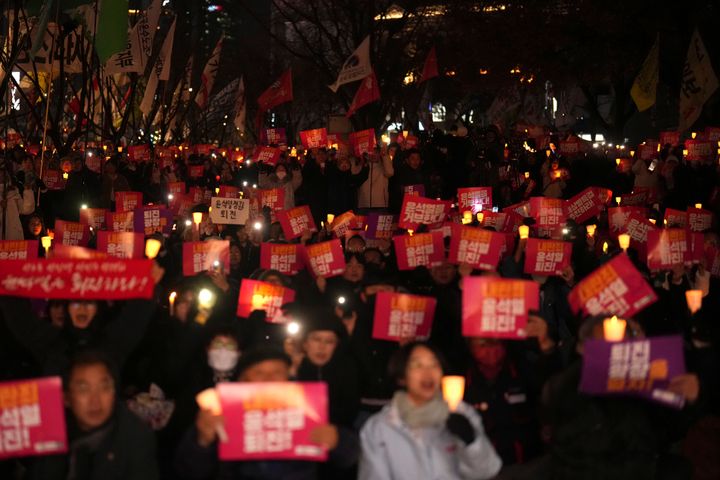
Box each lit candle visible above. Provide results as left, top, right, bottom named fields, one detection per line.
left=664, top=218, right=668, bottom=226
left=326, top=214, right=335, bottom=225
left=602, top=241, right=609, bottom=254
left=683, top=149, right=688, bottom=156
left=442, top=376, right=465, bottom=412
left=694, top=203, right=702, bottom=209
left=407, top=229, right=414, bottom=237
left=618, top=233, right=631, bottom=251
left=145, top=238, right=161, bottom=259
left=524, top=171, right=530, bottom=179
left=41, top=236, right=52, bottom=257
left=685, top=290, right=703, bottom=314
left=381, top=134, right=390, bottom=145
left=462, top=211, right=472, bottom=224
left=649, top=218, right=656, bottom=225
left=195, top=388, right=228, bottom=442
left=586, top=224, right=597, bottom=237
left=603, top=315, right=626, bottom=342
left=518, top=225, right=529, bottom=239
left=193, top=212, right=203, bottom=226
left=168, top=291, right=177, bottom=316
left=615, top=158, right=621, bottom=166
left=630, top=150, right=635, bottom=157
left=215, top=187, right=220, bottom=195
left=476, top=212, right=484, bottom=223
left=691, top=132, right=697, bottom=139
left=615, top=196, right=621, bottom=205
left=62, top=172, right=69, bottom=180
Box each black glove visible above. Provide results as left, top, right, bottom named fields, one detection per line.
left=446, top=413, right=475, bottom=445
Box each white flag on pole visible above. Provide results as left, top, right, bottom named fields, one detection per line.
left=329, top=36, right=371, bottom=93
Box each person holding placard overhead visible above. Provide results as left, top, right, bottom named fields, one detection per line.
left=359, top=341, right=502, bottom=480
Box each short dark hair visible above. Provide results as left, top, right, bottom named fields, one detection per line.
left=387, top=341, right=448, bottom=387
left=63, top=349, right=119, bottom=391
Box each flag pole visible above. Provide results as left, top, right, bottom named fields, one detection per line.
left=37, top=2, right=60, bottom=207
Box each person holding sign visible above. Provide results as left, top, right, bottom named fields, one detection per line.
left=258, top=163, right=302, bottom=211
left=359, top=342, right=502, bottom=480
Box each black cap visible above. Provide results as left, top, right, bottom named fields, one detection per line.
left=235, top=347, right=291, bottom=377
left=302, top=308, right=346, bottom=339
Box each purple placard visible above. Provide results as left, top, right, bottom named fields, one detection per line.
left=365, top=212, right=395, bottom=240
left=580, top=335, right=686, bottom=408
left=403, top=184, right=425, bottom=198
left=133, top=207, right=174, bottom=236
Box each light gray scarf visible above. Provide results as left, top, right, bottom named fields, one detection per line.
left=392, top=390, right=449, bottom=429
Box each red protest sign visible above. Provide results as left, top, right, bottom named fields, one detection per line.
left=193, top=144, right=214, bottom=156
left=217, top=382, right=328, bottom=461
left=568, top=254, right=657, bottom=318
left=168, top=181, right=186, bottom=197
left=260, top=243, right=304, bottom=275
left=704, top=126, right=720, bottom=142
left=624, top=212, right=657, bottom=258
left=608, top=207, right=647, bottom=234
left=398, top=195, right=450, bottom=230
left=182, top=240, right=231, bottom=276
left=329, top=211, right=355, bottom=238
left=299, top=128, right=328, bottom=149
left=448, top=225, right=504, bottom=270
left=348, top=129, right=376, bottom=156
left=256, top=188, right=286, bottom=212
left=503, top=201, right=531, bottom=218
left=96, top=232, right=145, bottom=259
left=659, top=131, right=680, bottom=146
left=106, top=211, right=135, bottom=232
left=647, top=229, right=693, bottom=271
left=372, top=291, right=437, bottom=341
left=478, top=211, right=519, bottom=234
left=52, top=244, right=107, bottom=260
left=462, top=277, right=539, bottom=339
left=277, top=206, right=317, bottom=240
left=637, top=141, right=660, bottom=160
left=189, top=165, right=205, bottom=179
left=457, top=187, right=492, bottom=214
left=524, top=238, right=572, bottom=275
left=565, top=187, right=605, bottom=224
left=663, top=208, right=687, bottom=228
left=0, top=377, right=67, bottom=459
left=529, top=197, right=566, bottom=228
left=236, top=279, right=296, bottom=321
left=0, top=240, right=38, bottom=260
left=79, top=208, right=107, bottom=231
left=403, top=184, right=425, bottom=198
left=254, top=146, right=282, bottom=166
left=262, top=128, right=287, bottom=145
left=687, top=207, right=712, bottom=232
left=303, top=239, right=345, bottom=278
left=127, top=144, right=151, bottom=162
left=218, top=185, right=240, bottom=198
left=0, top=259, right=155, bottom=299
left=559, top=136, right=582, bottom=156
left=683, top=140, right=713, bottom=162
left=115, top=191, right=142, bottom=212
left=42, top=170, right=66, bottom=190
left=620, top=189, right=653, bottom=207
left=54, top=220, right=89, bottom=247
left=706, top=245, right=720, bottom=277
left=393, top=232, right=445, bottom=270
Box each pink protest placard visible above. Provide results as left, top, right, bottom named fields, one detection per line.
left=349, top=129, right=377, bottom=156
left=255, top=188, right=286, bottom=213
left=0, top=240, right=38, bottom=260
left=565, top=187, right=605, bottom=224
left=106, top=210, right=135, bottom=232
left=236, top=279, right=296, bottom=322
left=529, top=197, right=566, bottom=228
left=168, top=181, right=186, bottom=197
left=260, top=243, right=304, bottom=275
left=372, top=291, right=437, bottom=342
left=182, top=240, right=231, bottom=276
left=457, top=187, right=492, bottom=214
left=254, top=146, right=282, bottom=166
left=393, top=232, right=445, bottom=270
left=115, top=191, right=143, bottom=212
left=687, top=207, right=712, bottom=232
left=568, top=254, right=657, bottom=318
left=277, top=206, right=317, bottom=240
left=54, top=220, right=89, bottom=247
left=128, top=144, right=151, bottom=162
left=646, top=229, right=693, bottom=271
left=608, top=206, right=647, bottom=234
left=637, top=141, right=659, bottom=160
left=217, top=382, right=328, bottom=461
left=398, top=195, right=450, bottom=230
left=299, top=128, right=328, bottom=149
left=523, top=238, right=572, bottom=275
left=96, top=232, right=145, bottom=259
left=42, top=170, right=66, bottom=191
left=303, top=239, right=346, bottom=278
left=663, top=208, right=687, bottom=228
left=0, top=377, right=67, bottom=459
left=79, top=208, right=107, bottom=231
left=683, top=140, right=713, bottom=162
left=462, top=277, right=539, bottom=339
left=447, top=225, right=504, bottom=270
left=503, top=201, right=531, bottom=218
left=659, top=131, right=680, bottom=146
left=262, top=128, right=287, bottom=145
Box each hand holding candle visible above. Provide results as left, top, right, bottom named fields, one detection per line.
left=518, top=225, right=529, bottom=239
left=442, top=376, right=465, bottom=412
left=586, top=224, right=597, bottom=237
left=41, top=236, right=52, bottom=257
left=195, top=388, right=228, bottom=443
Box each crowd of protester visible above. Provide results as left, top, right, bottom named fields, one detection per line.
left=0, top=123, right=718, bottom=480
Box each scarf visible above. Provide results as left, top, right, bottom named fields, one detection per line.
left=392, top=390, right=449, bottom=429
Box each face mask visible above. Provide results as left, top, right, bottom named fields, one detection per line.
left=208, top=348, right=240, bottom=372
left=276, top=171, right=287, bottom=180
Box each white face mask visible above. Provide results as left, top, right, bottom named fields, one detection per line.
left=276, top=171, right=287, bottom=180
left=208, top=348, right=240, bottom=372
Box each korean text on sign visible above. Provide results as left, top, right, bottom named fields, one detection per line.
left=462, top=277, right=539, bottom=339
left=372, top=291, right=437, bottom=342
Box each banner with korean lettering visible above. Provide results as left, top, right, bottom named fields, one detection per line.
left=42, top=170, right=66, bottom=191
left=133, top=207, right=173, bottom=236
left=260, top=243, right=303, bottom=275
left=365, top=213, right=395, bottom=239
left=523, top=238, right=572, bottom=275
left=608, top=207, right=647, bottom=234
left=398, top=195, right=450, bottom=230
left=329, top=211, right=355, bottom=238
left=128, top=144, right=151, bottom=162
left=253, top=146, right=282, bottom=166
left=210, top=198, right=250, bottom=225
left=256, top=188, right=286, bottom=212
left=96, top=232, right=145, bottom=259
left=217, top=382, right=328, bottom=461
left=79, top=208, right=107, bottom=231
left=448, top=225, right=504, bottom=270
left=261, top=128, right=287, bottom=145
left=0, top=377, right=66, bottom=459
left=372, top=292, right=437, bottom=342
left=646, top=229, right=693, bottom=270
left=568, top=254, right=657, bottom=318
left=580, top=336, right=686, bottom=408
left=106, top=211, right=135, bottom=233
left=462, top=277, right=539, bottom=339
left=457, top=187, right=492, bottom=214
left=299, top=128, right=328, bottom=149
left=0, top=241, right=38, bottom=260
left=565, top=187, right=605, bottom=224
left=115, top=191, right=143, bottom=213
left=182, top=240, right=231, bottom=276
left=393, top=232, right=445, bottom=270
left=683, top=140, right=713, bottom=162
left=624, top=212, right=656, bottom=259
left=348, top=129, right=376, bottom=156
left=402, top=184, right=425, bottom=198
left=0, top=259, right=155, bottom=299
left=659, top=131, right=680, bottom=146
left=168, top=181, right=186, bottom=198
left=303, top=240, right=345, bottom=278
left=663, top=208, right=687, bottom=228
left=637, top=141, right=660, bottom=161
left=529, top=197, right=566, bottom=228
left=277, top=206, right=317, bottom=240
left=54, top=220, right=89, bottom=247
left=687, top=207, right=712, bottom=232
left=236, top=279, right=296, bottom=322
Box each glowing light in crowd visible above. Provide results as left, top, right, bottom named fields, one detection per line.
left=686, top=290, right=703, bottom=314
left=518, top=225, right=529, bottom=239
left=168, top=292, right=177, bottom=316
left=618, top=233, right=630, bottom=252
left=442, top=376, right=465, bottom=411
left=286, top=321, right=300, bottom=335
left=198, top=289, right=215, bottom=309
left=586, top=224, right=596, bottom=237
left=603, top=315, right=626, bottom=342
left=145, top=239, right=161, bottom=259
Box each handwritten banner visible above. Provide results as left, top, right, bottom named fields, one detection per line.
left=398, top=195, right=450, bottom=230
left=303, top=240, right=345, bottom=278
left=365, top=213, right=395, bottom=239
left=54, top=220, right=89, bottom=247
left=372, top=291, right=437, bottom=341
left=96, top=232, right=145, bottom=259
left=260, top=243, right=304, bottom=275
left=393, top=232, right=445, bottom=270
left=277, top=206, right=317, bottom=240
left=210, top=197, right=250, bottom=225
left=0, top=240, right=38, bottom=260
left=524, top=238, right=572, bottom=275
left=115, top=191, right=143, bottom=212
left=236, top=279, right=296, bottom=321
left=568, top=254, right=657, bottom=318
left=462, top=277, right=539, bottom=339
left=299, top=128, right=328, bottom=149
left=448, top=225, right=504, bottom=270
left=182, top=240, right=231, bottom=276
left=457, top=187, right=492, bottom=214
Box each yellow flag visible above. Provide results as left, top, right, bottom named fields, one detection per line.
left=679, top=29, right=719, bottom=131
left=631, top=35, right=659, bottom=112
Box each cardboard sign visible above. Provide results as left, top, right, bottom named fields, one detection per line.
left=462, top=277, right=539, bottom=339
left=256, top=188, right=286, bottom=212
left=457, top=187, right=492, bottom=214
left=372, top=291, right=437, bottom=341
left=42, top=170, right=66, bottom=190
left=210, top=197, right=250, bottom=225
left=299, top=128, right=328, bottom=149
left=54, top=220, right=89, bottom=247
left=646, top=229, right=694, bottom=270
left=262, top=128, right=287, bottom=145
left=277, top=206, right=317, bottom=240
left=115, top=191, right=143, bottom=212
left=529, top=197, right=566, bottom=228
left=96, top=232, right=145, bottom=259
left=217, top=382, right=328, bottom=461
left=348, top=129, right=377, bottom=156
left=448, top=225, right=504, bottom=270
left=0, top=377, right=67, bottom=459
left=568, top=254, right=657, bottom=318
left=580, top=336, right=686, bottom=408
left=260, top=243, right=304, bottom=275
left=0, top=259, right=155, bottom=299
left=398, top=195, right=450, bottom=230
left=303, top=240, right=345, bottom=278
left=189, top=165, right=205, bottom=178
left=683, top=140, right=713, bottom=162
left=182, top=240, right=231, bottom=276
left=128, top=144, right=151, bottom=162
left=51, top=245, right=107, bottom=260
left=608, top=207, right=647, bottom=234
left=565, top=187, right=605, bottom=224
left=393, top=232, right=445, bottom=270
left=106, top=211, right=135, bottom=232
left=663, top=208, right=687, bottom=228
left=365, top=213, right=395, bottom=239
left=637, top=141, right=660, bottom=161
left=254, top=146, right=282, bottom=166
left=659, top=131, right=680, bottom=146
left=133, top=206, right=173, bottom=236
left=687, top=207, right=712, bottom=232
left=79, top=208, right=107, bottom=231
left=236, top=279, right=296, bottom=321
left=0, top=240, right=38, bottom=260
left=523, top=238, right=572, bottom=275
left=402, top=184, right=425, bottom=198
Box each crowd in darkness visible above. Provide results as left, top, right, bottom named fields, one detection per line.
left=0, top=124, right=718, bottom=480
